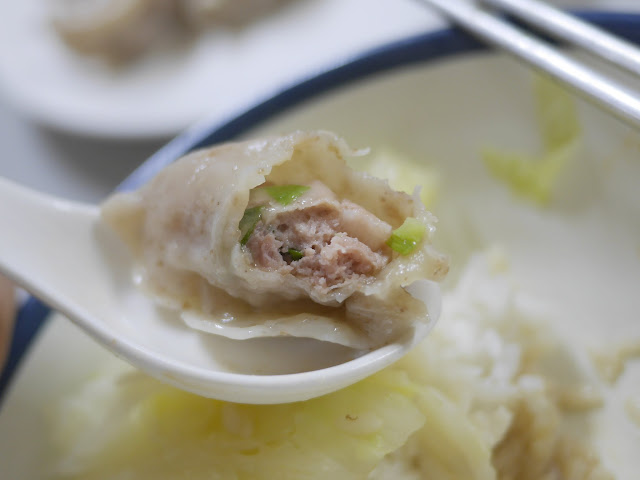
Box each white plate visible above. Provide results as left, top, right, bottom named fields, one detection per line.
left=1, top=1, right=637, bottom=140
left=0, top=0, right=442, bottom=139
left=1, top=25, right=640, bottom=479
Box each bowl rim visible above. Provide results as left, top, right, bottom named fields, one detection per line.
left=2, top=10, right=640, bottom=404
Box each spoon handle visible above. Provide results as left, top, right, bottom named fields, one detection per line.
left=0, top=177, right=99, bottom=306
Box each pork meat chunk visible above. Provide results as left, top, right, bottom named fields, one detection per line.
left=245, top=181, right=393, bottom=290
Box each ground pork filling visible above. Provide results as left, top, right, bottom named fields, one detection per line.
left=245, top=201, right=392, bottom=289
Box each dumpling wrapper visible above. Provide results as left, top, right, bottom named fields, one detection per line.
left=101, top=131, right=448, bottom=349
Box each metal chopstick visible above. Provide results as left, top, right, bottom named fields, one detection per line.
left=413, top=0, right=640, bottom=130
left=481, top=0, right=640, bottom=76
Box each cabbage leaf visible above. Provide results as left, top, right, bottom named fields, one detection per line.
left=51, top=368, right=427, bottom=480
left=483, top=75, right=581, bottom=206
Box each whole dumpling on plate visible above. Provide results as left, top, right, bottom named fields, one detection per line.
left=52, top=0, right=177, bottom=62
left=101, top=131, right=448, bottom=349
left=177, top=0, right=289, bottom=29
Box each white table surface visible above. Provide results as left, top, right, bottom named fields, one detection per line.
left=0, top=0, right=637, bottom=204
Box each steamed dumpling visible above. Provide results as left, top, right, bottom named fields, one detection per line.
left=101, top=131, right=448, bottom=349
left=177, top=0, right=288, bottom=29
left=51, top=0, right=289, bottom=62
left=52, top=0, right=176, bottom=62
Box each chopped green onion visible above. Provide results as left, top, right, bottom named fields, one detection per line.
left=386, top=217, right=425, bottom=256
left=288, top=248, right=304, bottom=260
left=239, top=206, right=263, bottom=245
left=264, top=185, right=310, bottom=206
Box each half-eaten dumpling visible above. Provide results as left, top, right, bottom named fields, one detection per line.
left=101, top=131, right=448, bottom=349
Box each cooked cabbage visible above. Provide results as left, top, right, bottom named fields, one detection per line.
left=48, top=253, right=610, bottom=480
left=51, top=367, right=428, bottom=480
left=483, top=75, right=581, bottom=206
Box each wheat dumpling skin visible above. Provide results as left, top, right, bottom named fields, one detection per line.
left=102, top=131, right=448, bottom=349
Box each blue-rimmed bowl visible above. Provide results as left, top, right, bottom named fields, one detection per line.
left=1, top=11, right=640, bottom=478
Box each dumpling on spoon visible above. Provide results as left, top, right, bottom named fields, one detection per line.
left=101, top=131, right=448, bottom=349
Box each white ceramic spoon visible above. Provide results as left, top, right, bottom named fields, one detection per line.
left=0, top=177, right=441, bottom=404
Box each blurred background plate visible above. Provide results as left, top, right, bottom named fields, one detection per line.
left=0, top=0, right=638, bottom=140
left=0, top=0, right=442, bottom=139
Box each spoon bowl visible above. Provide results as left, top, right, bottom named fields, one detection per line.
left=0, top=177, right=441, bottom=404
